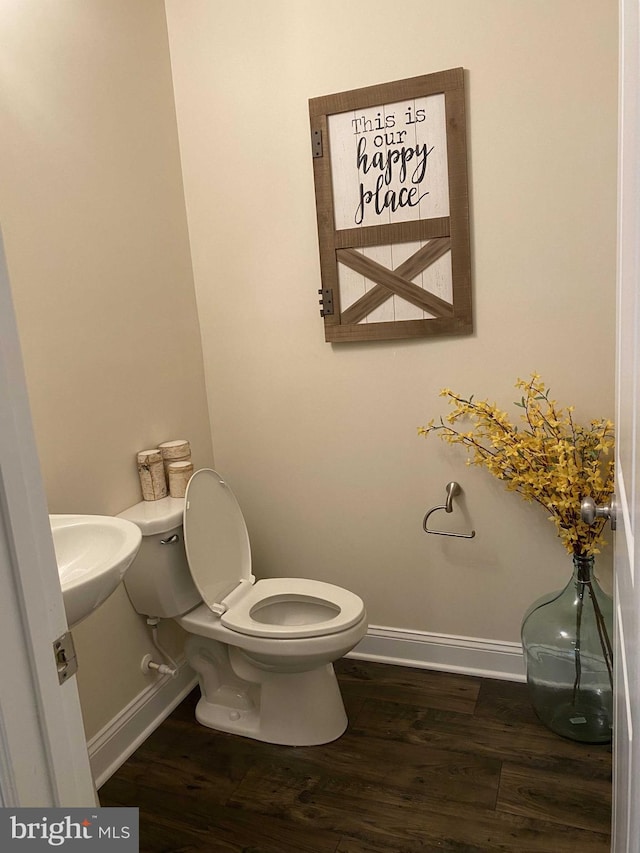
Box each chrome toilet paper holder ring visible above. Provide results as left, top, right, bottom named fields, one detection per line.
left=422, top=481, right=476, bottom=539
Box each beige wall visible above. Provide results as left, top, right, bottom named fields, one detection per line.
left=0, top=0, right=213, bottom=739
left=165, top=0, right=618, bottom=640
left=0, top=0, right=618, bottom=744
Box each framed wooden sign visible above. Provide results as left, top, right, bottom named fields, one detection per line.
left=309, top=68, right=472, bottom=343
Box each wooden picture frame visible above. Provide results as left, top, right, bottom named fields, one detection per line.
left=309, top=68, right=472, bottom=343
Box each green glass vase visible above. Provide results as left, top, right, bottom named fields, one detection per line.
left=520, top=553, right=613, bottom=743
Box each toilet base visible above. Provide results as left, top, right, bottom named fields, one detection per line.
left=185, top=635, right=348, bottom=746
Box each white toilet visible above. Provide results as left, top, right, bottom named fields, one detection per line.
left=120, top=468, right=368, bottom=746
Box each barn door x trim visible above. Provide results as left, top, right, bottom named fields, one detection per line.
left=309, top=68, right=472, bottom=343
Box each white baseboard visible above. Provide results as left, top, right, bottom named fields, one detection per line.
left=89, top=661, right=197, bottom=790
left=348, top=625, right=526, bottom=682
left=89, top=627, right=524, bottom=789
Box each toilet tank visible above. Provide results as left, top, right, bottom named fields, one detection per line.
left=118, top=497, right=202, bottom=618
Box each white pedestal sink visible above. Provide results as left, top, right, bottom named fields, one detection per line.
left=50, top=514, right=142, bottom=627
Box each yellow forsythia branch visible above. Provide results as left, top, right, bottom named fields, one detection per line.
left=419, top=374, right=614, bottom=556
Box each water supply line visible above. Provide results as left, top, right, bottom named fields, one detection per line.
left=141, top=616, right=178, bottom=678
left=141, top=655, right=176, bottom=677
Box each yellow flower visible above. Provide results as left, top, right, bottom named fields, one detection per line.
left=419, top=374, right=615, bottom=557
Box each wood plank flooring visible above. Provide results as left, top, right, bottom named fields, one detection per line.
left=99, top=659, right=612, bottom=852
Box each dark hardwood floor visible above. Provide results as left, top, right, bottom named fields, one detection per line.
left=99, top=659, right=612, bottom=852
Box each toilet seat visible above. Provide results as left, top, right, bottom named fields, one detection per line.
left=184, top=469, right=365, bottom=640
left=220, top=577, right=365, bottom=639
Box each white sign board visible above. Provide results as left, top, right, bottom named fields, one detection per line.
left=328, top=94, right=450, bottom=230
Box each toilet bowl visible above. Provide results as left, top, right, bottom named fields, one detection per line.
left=120, top=468, right=367, bottom=746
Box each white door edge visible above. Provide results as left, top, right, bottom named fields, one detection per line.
left=0, top=229, right=96, bottom=807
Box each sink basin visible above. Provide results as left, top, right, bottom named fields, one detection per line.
left=50, top=514, right=142, bottom=627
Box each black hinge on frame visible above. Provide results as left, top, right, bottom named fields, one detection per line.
left=311, top=129, right=323, bottom=158
left=318, top=288, right=334, bottom=317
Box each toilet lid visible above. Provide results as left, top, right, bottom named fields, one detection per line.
left=183, top=468, right=252, bottom=611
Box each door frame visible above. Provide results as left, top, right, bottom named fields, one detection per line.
left=0, top=230, right=96, bottom=807
left=613, top=0, right=640, bottom=848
